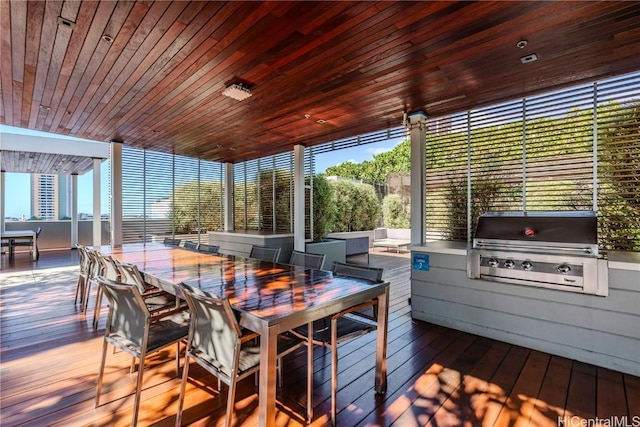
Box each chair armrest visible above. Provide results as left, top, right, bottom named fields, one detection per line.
left=330, top=299, right=377, bottom=320
left=240, top=330, right=260, bottom=343
left=149, top=305, right=189, bottom=322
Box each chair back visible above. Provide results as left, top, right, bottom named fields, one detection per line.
left=116, top=261, right=148, bottom=294
left=181, top=284, right=243, bottom=379
left=77, top=245, right=91, bottom=274
left=289, top=250, right=325, bottom=269
left=249, top=245, right=281, bottom=263
left=163, top=237, right=181, bottom=246
left=97, top=253, right=120, bottom=281
left=331, top=261, right=383, bottom=283
left=35, top=227, right=42, bottom=239
left=98, top=277, right=150, bottom=349
left=183, top=241, right=199, bottom=251
left=86, top=249, right=103, bottom=279
left=198, top=244, right=219, bottom=254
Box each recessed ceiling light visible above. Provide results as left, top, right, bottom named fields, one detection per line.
left=102, top=35, right=114, bottom=43
left=520, top=53, right=538, bottom=64
left=304, top=114, right=311, bottom=119
left=516, top=40, right=528, bottom=49
left=316, top=119, right=326, bottom=124
left=39, top=105, right=50, bottom=111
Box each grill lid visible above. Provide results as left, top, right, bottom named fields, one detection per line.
left=474, top=211, right=597, bottom=244
left=473, top=211, right=599, bottom=257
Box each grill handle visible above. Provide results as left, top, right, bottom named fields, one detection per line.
left=474, top=242, right=595, bottom=256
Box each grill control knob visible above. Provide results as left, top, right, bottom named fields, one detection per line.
left=504, top=259, right=515, bottom=269
left=521, top=261, right=533, bottom=271
left=488, top=258, right=499, bottom=267
left=558, top=264, right=571, bottom=274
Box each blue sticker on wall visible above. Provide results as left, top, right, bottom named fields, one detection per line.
left=413, top=253, right=429, bottom=271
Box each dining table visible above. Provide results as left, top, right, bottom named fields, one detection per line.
left=1, top=230, right=37, bottom=261
left=99, top=242, right=389, bottom=427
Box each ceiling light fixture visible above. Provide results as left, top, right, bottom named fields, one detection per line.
left=102, top=34, right=114, bottom=43
left=520, top=53, right=538, bottom=64
left=516, top=40, right=528, bottom=49
left=222, top=83, right=252, bottom=101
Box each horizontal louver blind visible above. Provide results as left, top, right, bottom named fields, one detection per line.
left=144, top=150, right=175, bottom=241
left=597, top=74, right=640, bottom=251
left=122, top=147, right=224, bottom=243
left=199, top=161, right=224, bottom=236
left=122, top=147, right=148, bottom=243
left=425, top=71, right=639, bottom=251
left=173, top=155, right=199, bottom=236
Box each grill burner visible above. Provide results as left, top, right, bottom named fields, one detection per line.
left=467, top=211, right=608, bottom=296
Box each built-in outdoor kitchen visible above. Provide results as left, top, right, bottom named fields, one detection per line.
left=411, top=211, right=640, bottom=377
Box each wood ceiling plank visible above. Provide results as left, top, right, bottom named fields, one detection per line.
left=21, top=1, right=46, bottom=128
left=69, top=0, right=169, bottom=135
left=62, top=0, right=138, bottom=133
left=0, top=0, right=14, bottom=124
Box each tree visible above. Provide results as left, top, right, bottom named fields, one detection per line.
left=329, top=179, right=380, bottom=232
left=170, top=180, right=223, bottom=234
left=324, top=139, right=410, bottom=184
left=381, top=194, right=410, bottom=228
left=311, top=175, right=335, bottom=241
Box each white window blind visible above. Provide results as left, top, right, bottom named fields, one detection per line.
left=424, top=71, right=640, bottom=251
left=122, top=146, right=224, bottom=243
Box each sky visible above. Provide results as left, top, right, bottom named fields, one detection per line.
left=2, top=125, right=403, bottom=219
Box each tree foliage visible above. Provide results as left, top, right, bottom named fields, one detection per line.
left=324, top=139, right=410, bottom=183
left=329, top=179, right=380, bottom=232
left=170, top=180, right=223, bottom=234
left=381, top=194, right=410, bottom=228
left=311, top=174, right=335, bottom=241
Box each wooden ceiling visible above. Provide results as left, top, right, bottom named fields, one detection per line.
left=1, top=1, right=639, bottom=164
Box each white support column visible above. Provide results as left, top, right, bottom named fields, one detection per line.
left=224, top=163, right=234, bottom=231
left=71, top=173, right=78, bottom=247
left=408, top=111, right=427, bottom=246
left=110, top=141, right=123, bottom=246
left=1, top=170, right=5, bottom=233
left=92, top=158, right=101, bottom=247
left=293, top=145, right=305, bottom=251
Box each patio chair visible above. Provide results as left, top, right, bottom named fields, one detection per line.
left=289, top=250, right=325, bottom=270
left=197, top=243, right=219, bottom=254
left=115, top=260, right=181, bottom=313
left=95, top=276, right=190, bottom=427
left=183, top=240, right=199, bottom=251
left=74, top=245, right=92, bottom=308
left=10, top=227, right=41, bottom=260
left=175, top=284, right=305, bottom=427
left=249, top=245, right=281, bottom=263
left=163, top=237, right=181, bottom=246
left=291, top=261, right=384, bottom=425
left=81, top=249, right=103, bottom=313
left=92, top=253, right=121, bottom=329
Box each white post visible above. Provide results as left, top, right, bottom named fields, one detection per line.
left=71, top=173, right=78, bottom=247
left=0, top=170, right=4, bottom=255
left=408, top=111, right=427, bottom=246
left=92, top=158, right=101, bottom=247
left=293, top=145, right=305, bottom=251
left=110, top=141, right=123, bottom=246
left=0, top=170, right=5, bottom=233
left=224, top=163, right=233, bottom=231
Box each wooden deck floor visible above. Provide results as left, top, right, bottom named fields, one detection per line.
left=1, top=248, right=638, bottom=427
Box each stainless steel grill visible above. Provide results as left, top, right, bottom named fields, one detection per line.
left=467, top=211, right=608, bottom=296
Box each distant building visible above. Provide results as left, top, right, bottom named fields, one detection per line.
left=150, top=197, right=171, bottom=218
left=30, top=174, right=72, bottom=220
